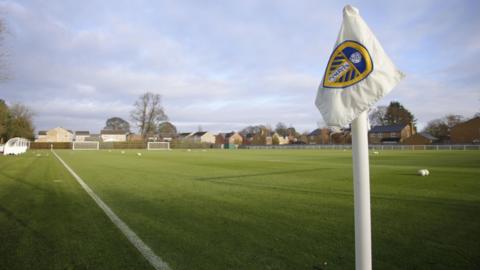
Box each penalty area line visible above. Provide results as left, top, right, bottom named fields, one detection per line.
left=52, top=150, right=171, bottom=270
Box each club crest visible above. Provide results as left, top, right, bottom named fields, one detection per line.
left=323, top=40, right=373, bottom=88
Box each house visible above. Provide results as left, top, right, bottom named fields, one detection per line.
left=74, top=131, right=90, bottom=142
left=266, top=132, right=289, bottom=145
left=402, top=132, right=438, bottom=145
left=177, top=132, right=193, bottom=141
left=308, top=128, right=330, bottom=144
left=85, top=134, right=101, bottom=142
left=450, top=117, right=480, bottom=144
left=215, top=133, right=226, bottom=145
left=100, top=130, right=127, bottom=142
left=224, top=132, right=243, bottom=145
left=369, top=123, right=415, bottom=144
left=127, top=134, right=144, bottom=142
left=37, top=131, right=47, bottom=142
left=242, top=133, right=255, bottom=145
left=189, top=132, right=216, bottom=144
left=35, top=127, right=74, bottom=142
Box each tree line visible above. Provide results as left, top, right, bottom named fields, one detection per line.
left=0, top=100, right=35, bottom=143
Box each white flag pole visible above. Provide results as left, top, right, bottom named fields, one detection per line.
left=351, top=110, right=372, bottom=270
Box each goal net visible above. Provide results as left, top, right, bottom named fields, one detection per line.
left=72, top=141, right=100, bottom=150
left=147, top=142, right=170, bottom=150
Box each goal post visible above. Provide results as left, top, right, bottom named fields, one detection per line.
left=72, top=141, right=100, bottom=150
left=147, top=142, right=170, bottom=150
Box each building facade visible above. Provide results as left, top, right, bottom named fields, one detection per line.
left=450, top=117, right=480, bottom=144
left=100, top=130, right=128, bottom=142
left=35, top=127, right=74, bottom=142
left=369, top=123, right=415, bottom=144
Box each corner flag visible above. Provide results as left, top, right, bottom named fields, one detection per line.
left=314, top=5, right=404, bottom=270
left=315, top=5, right=404, bottom=128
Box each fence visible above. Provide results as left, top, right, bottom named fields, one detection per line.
left=242, top=144, right=480, bottom=150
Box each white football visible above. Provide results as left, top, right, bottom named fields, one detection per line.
left=137, top=152, right=142, bottom=156
left=121, top=151, right=125, bottom=154
left=417, top=169, right=427, bottom=176
left=373, top=151, right=379, bottom=155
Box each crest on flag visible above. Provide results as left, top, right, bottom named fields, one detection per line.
left=323, top=40, right=373, bottom=88
left=315, top=5, right=404, bottom=128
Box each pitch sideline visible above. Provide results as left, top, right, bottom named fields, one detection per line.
left=52, top=150, right=171, bottom=270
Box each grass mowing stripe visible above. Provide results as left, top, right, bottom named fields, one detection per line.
left=52, top=150, right=172, bottom=270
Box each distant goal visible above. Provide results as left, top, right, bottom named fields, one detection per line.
left=72, top=141, right=100, bottom=150
left=147, top=142, right=170, bottom=150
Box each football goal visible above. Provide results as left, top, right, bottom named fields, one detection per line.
left=147, top=142, right=170, bottom=150
left=72, top=141, right=100, bottom=150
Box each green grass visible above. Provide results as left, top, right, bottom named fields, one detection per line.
left=1, top=149, right=479, bottom=269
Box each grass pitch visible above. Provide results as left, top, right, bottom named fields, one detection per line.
left=1, top=149, right=479, bottom=269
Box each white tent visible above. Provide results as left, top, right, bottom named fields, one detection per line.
left=3, top=137, right=30, bottom=155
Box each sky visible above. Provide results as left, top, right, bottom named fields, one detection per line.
left=0, top=0, right=479, bottom=134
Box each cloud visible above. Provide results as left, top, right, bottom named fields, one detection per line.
left=0, top=0, right=479, bottom=134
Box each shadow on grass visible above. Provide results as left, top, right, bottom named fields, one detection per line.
left=0, top=170, right=49, bottom=193
left=0, top=204, right=53, bottom=249
left=194, top=168, right=333, bottom=181
left=0, top=157, right=49, bottom=193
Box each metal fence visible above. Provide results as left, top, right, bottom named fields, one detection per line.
left=242, top=144, right=480, bottom=150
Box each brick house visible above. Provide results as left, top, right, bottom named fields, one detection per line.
left=369, top=123, right=415, bottom=144
left=450, top=116, right=480, bottom=144
left=402, top=132, right=438, bottom=145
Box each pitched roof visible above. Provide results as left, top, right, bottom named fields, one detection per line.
left=100, top=129, right=127, bottom=135
left=370, top=124, right=407, bottom=133
left=308, top=129, right=322, bottom=136
left=419, top=132, right=438, bottom=141
left=192, top=131, right=207, bottom=137
left=224, top=132, right=237, bottom=138
left=75, top=131, right=90, bottom=135
left=178, top=132, right=192, bottom=137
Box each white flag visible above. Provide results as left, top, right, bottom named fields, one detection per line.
left=315, top=5, right=404, bottom=128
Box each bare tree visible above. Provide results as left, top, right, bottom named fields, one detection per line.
left=368, top=106, right=387, bottom=126
left=131, top=92, right=168, bottom=138
left=423, top=114, right=465, bottom=143
left=275, top=122, right=288, bottom=136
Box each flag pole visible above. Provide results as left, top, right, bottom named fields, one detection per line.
left=351, top=110, right=372, bottom=270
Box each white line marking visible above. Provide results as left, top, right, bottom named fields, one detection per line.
left=52, top=150, right=171, bottom=270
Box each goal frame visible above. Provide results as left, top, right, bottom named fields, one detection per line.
left=72, top=141, right=100, bottom=150
left=147, top=141, right=170, bottom=150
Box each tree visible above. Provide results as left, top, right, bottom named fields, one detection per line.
left=275, top=122, right=288, bottom=137
left=369, top=106, right=387, bottom=126
left=0, top=99, right=9, bottom=143
left=104, top=117, right=130, bottom=132
left=384, top=101, right=416, bottom=127
left=423, top=114, right=465, bottom=142
left=6, top=103, right=34, bottom=140
left=240, top=125, right=267, bottom=135
left=158, top=122, right=177, bottom=138
left=130, top=92, right=168, bottom=138
left=272, top=135, right=280, bottom=145
left=443, top=114, right=464, bottom=128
